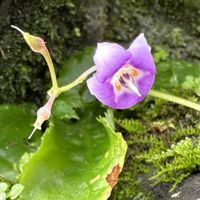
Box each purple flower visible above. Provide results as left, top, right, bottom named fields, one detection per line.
left=87, top=33, right=156, bottom=109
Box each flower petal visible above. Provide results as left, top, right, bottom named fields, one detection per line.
left=87, top=75, right=148, bottom=109
left=87, top=75, right=116, bottom=107
left=114, top=92, right=140, bottom=109
left=136, top=73, right=155, bottom=97
left=127, top=33, right=156, bottom=74
left=114, top=74, right=155, bottom=109
left=94, top=43, right=131, bottom=82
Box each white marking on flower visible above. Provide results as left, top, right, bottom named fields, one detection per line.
left=111, top=64, right=145, bottom=100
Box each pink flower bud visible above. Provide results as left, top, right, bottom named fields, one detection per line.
left=34, top=95, right=55, bottom=129
left=28, top=95, right=55, bottom=139
left=23, top=33, right=46, bottom=54
left=11, top=25, right=47, bottom=54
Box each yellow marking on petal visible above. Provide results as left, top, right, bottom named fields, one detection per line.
left=131, top=69, right=138, bottom=77
left=115, top=82, right=121, bottom=91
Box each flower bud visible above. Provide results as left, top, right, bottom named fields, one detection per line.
left=11, top=25, right=46, bottom=54
left=28, top=95, right=55, bottom=139
left=23, top=33, right=46, bottom=53
left=34, top=95, right=55, bottom=129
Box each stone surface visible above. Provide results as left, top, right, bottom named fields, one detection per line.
left=152, top=173, right=200, bottom=200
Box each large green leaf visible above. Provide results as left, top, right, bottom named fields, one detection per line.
left=19, top=111, right=127, bottom=200
left=0, top=104, right=36, bottom=181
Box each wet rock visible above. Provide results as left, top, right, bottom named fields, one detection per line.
left=152, top=173, right=200, bottom=200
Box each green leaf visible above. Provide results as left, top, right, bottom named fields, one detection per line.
left=0, top=182, right=9, bottom=193
left=0, top=104, right=36, bottom=181
left=153, top=45, right=169, bottom=64
left=18, top=112, right=127, bottom=200
left=0, top=192, right=6, bottom=200
left=9, top=183, right=24, bottom=200
left=181, top=75, right=200, bottom=96
left=52, top=92, right=82, bottom=120
left=53, top=99, right=79, bottom=119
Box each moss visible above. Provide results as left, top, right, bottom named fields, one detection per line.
left=116, top=119, right=145, bottom=134
left=106, top=0, right=200, bottom=61
left=141, top=136, right=200, bottom=192
left=109, top=123, right=154, bottom=200
left=0, top=0, right=86, bottom=103
left=109, top=89, right=200, bottom=199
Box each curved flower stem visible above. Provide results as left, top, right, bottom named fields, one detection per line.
left=41, top=50, right=58, bottom=91
left=149, top=89, right=200, bottom=111
left=48, top=66, right=96, bottom=96
left=58, top=66, right=96, bottom=94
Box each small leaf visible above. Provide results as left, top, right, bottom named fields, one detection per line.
left=153, top=45, right=169, bottom=64
left=154, top=60, right=200, bottom=90
left=9, top=184, right=24, bottom=199
left=0, top=182, right=9, bottom=193
left=52, top=91, right=82, bottom=120
left=0, top=192, right=6, bottom=200
left=182, top=75, right=200, bottom=96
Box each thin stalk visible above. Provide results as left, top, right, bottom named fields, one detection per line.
left=28, top=127, right=37, bottom=140
left=41, top=50, right=58, bottom=91
left=56, top=66, right=96, bottom=95
left=149, top=89, right=200, bottom=111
